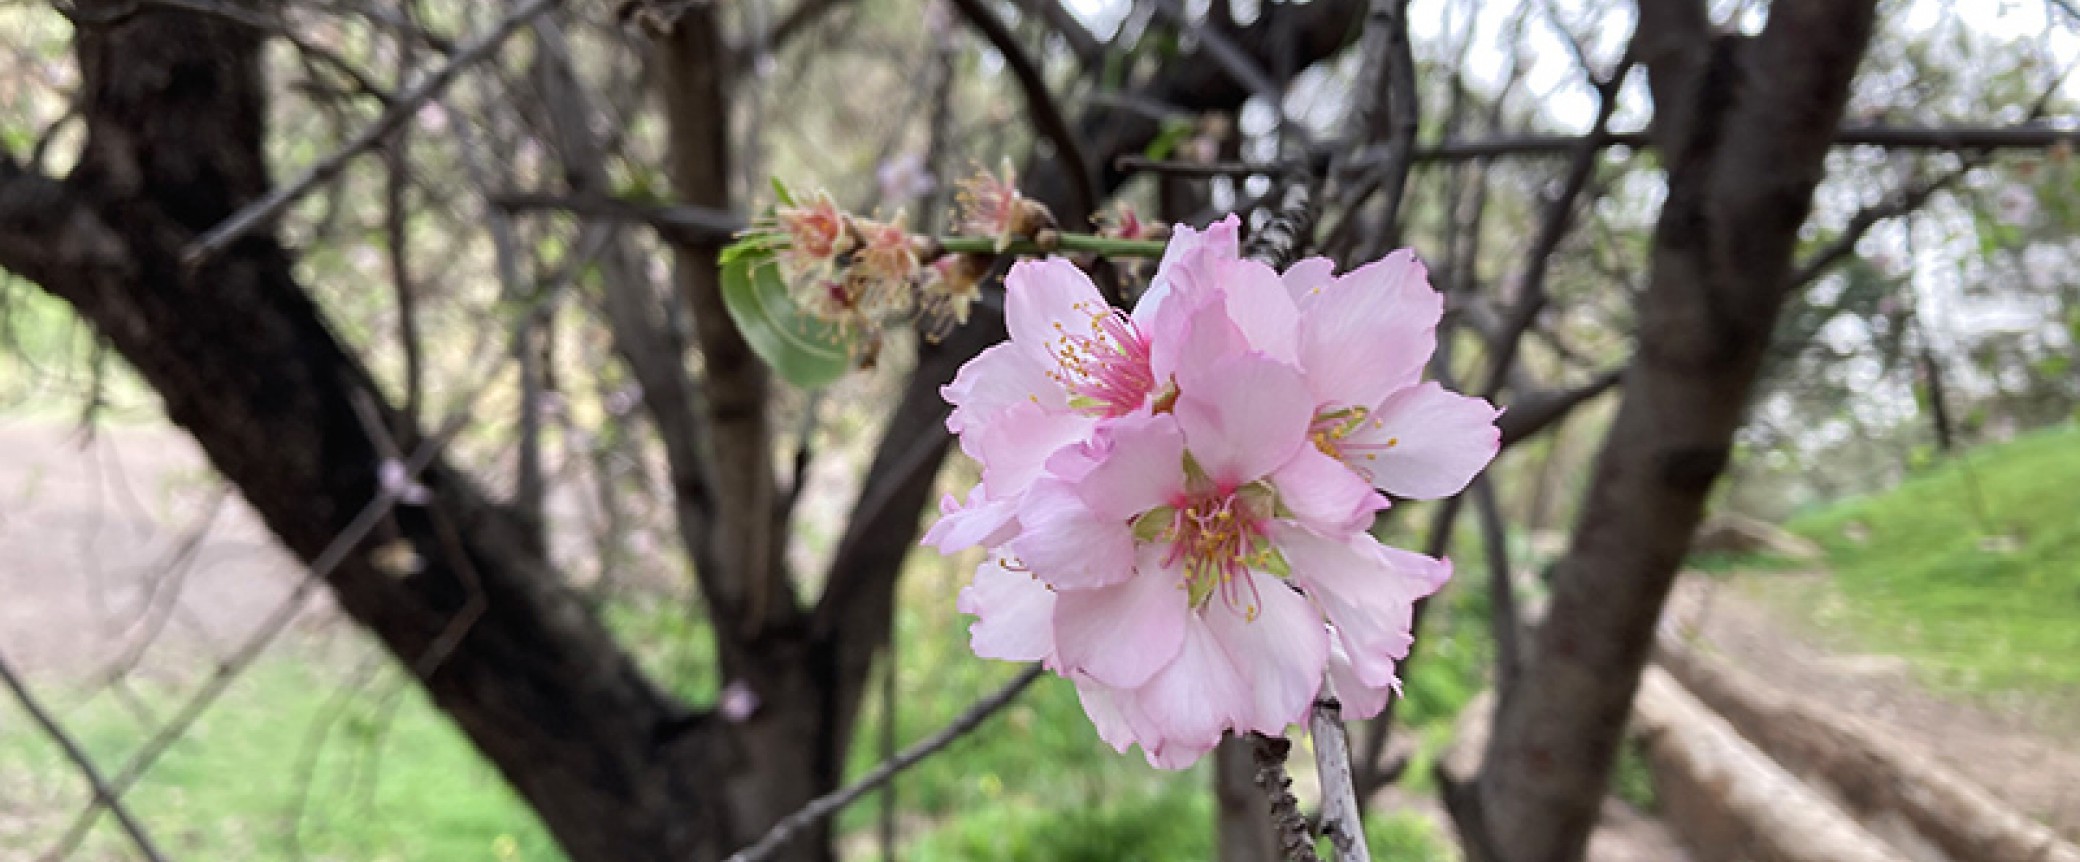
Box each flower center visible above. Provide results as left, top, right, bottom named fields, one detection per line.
left=1310, top=406, right=1397, bottom=463
left=1046, top=302, right=1157, bottom=418
left=1135, top=481, right=1282, bottom=619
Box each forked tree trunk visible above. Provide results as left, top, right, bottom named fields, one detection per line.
left=1468, top=3, right=1879, bottom=860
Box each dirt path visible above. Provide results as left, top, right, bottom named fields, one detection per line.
left=1666, top=573, right=2080, bottom=840
left=0, top=420, right=324, bottom=685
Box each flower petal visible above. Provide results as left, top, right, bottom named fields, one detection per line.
left=1005, top=257, right=1110, bottom=369
left=1072, top=414, right=1187, bottom=520
left=1136, top=214, right=1242, bottom=326
left=959, top=557, right=1057, bottom=662
left=1175, top=353, right=1313, bottom=486
left=1206, top=257, right=1302, bottom=363
left=1299, top=250, right=1441, bottom=409
left=1076, top=675, right=1157, bottom=754
left=1271, top=444, right=1388, bottom=537
left=1327, top=632, right=1396, bottom=721
left=1272, top=523, right=1449, bottom=689
left=1282, top=256, right=1337, bottom=304
left=972, top=403, right=1097, bottom=498
left=1052, top=549, right=1189, bottom=688
left=1009, top=479, right=1137, bottom=590
left=1350, top=382, right=1502, bottom=499
left=1204, top=575, right=1328, bottom=735
left=1130, top=614, right=1249, bottom=754
left=922, top=486, right=1019, bottom=553
left=943, top=341, right=1062, bottom=435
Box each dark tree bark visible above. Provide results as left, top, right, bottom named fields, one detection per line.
left=1467, top=3, right=1879, bottom=861
left=1, top=9, right=725, bottom=862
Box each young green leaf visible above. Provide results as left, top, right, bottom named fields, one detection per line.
left=719, top=245, right=856, bottom=388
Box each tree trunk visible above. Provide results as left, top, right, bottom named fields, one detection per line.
left=1, top=8, right=731, bottom=861
left=1468, top=3, right=1878, bottom=861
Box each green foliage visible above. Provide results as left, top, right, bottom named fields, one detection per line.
left=1608, top=740, right=1658, bottom=812
left=718, top=243, right=857, bottom=389
left=0, top=660, right=557, bottom=861
left=1783, top=422, right=2080, bottom=697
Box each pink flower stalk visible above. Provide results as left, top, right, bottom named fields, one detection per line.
left=928, top=216, right=1498, bottom=768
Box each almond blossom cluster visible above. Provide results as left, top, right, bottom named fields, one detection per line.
left=925, top=216, right=1501, bottom=768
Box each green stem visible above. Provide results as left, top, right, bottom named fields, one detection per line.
left=934, top=233, right=1168, bottom=258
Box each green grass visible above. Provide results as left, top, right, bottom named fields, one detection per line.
left=0, top=656, right=557, bottom=861
left=1777, top=421, right=2080, bottom=698
left=0, top=543, right=1477, bottom=862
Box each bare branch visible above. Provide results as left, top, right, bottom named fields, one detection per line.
left=181, top=0, right=561, bottom=266
left=1309, top=691, right=1372, bottom=862
left=0, top=649, right=171, bottom=862
left=723, top=665, right=1045, bottom=862
left=943, top=0, right=1098, bottom=220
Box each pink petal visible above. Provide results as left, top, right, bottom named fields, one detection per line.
left=1075, top=676, right=1156, bottom=754
left=1009, top=479, right=1137, bottom=590
left=1150, top=288, right=1245, bottom=387
left=1272, top=523, right=1449, bottom=690
left=1203, top=576, right=1328, bottom=735
left=971, top=403, right=1097, bottom=498
left=1137, top=215, right=1243, bottom=326
left=1129, top=614, right=1249, bottom=754
left=1005, top=257, right=1110, bottom=369
left=960, top=557, right=1058, bottom=662
left=1282, top=256, right=1337, bottom=304
left=1327, top=632, right=1395, bottom=721
left=1174, top=353, right=1313, bottom=486
left=1271, top=445, right=1388, bottom=537
left=1299, top=250, right=1441, bottom=409
left=1071, top=414, right=1187, bottom=520
left=1206, top=257, right=1301, bottom=363
left=1052, top=550, right=1189, bottom=688
left=1145, top=738, right=1219, bottom=770
left=1350, top=382, right=1502, bottom=499
left=943, top=341, right=1062, bottom=434
left=921, top=486, right=1019, bottom=553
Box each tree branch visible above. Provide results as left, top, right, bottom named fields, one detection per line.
left=182, top=0, right=561, bottom=266
left=943, top=0, right=1098, bottom=220
left=723, top=665, right=1045, bottom=862
left=0, top=649, right=171, bottom=862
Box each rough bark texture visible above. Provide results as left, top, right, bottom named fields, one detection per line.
left=2, top=9, right=723, bottom=862
left=1469, top=3, right=1879, bottom=860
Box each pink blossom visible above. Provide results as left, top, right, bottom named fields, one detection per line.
left=928, top=217, right=1497, bottom=768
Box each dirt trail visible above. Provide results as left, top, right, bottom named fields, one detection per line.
left=0, top=420, right=321, bottom=684
left=1666, top=574, right=2080, bottom=840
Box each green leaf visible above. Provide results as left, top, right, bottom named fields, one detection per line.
left=720, top=244, right=856, bottom=389
left=770, top=176, right=798, bottom=208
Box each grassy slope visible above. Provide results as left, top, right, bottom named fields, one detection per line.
left=1782, top=422, right=2080, bottom=697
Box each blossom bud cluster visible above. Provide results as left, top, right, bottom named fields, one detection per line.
left=926, top=217, right=1502, bottom=768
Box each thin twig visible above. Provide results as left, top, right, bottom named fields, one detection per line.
left=181, top=0, right=561, bottom=266
left=44, top=408, right=471, bottom=860
left=1309, top=690, right=1371, bottom=862
left=942, top=0, right=1098, bottom=220
left=723, top=665, right=1045, bottom=862
left=0, top=650, right=171, bottom=862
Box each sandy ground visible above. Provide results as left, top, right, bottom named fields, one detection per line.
left=0, top=420, right=325, bottom=687
left=1667, top=573, right=2080, bottom=840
